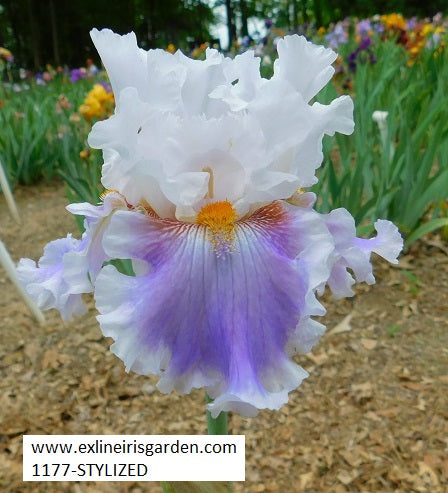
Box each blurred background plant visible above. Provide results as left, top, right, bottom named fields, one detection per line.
left=313, top=28, right=448, bottom=246
left=0, top=71, right=105, bottom=206
left=0, top=1, right=447, bottom=247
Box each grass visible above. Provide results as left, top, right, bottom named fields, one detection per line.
left=0, top=75, right=104, bottom=205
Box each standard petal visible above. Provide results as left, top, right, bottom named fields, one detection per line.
left=273, top=35, right=338, bottom=102
left=175, top=48, right=230, bottom=117
left=90, top=29, right=148, bottom=100
left=209, top=50, right=264, bottom=111
left=246, top=81, right=353, bottom=188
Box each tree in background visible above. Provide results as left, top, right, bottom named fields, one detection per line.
left=0, top=0, right=215, bottom=69
left=2, top=0, right=448, bottom=67
left=213, top=0, right=448, bottom=50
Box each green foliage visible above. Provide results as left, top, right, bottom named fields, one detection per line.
left=406, top=218, right=448, bottom=246
left=0, top=77, right=89, bottom=186
left=0, top=75, right=104, bottom=210
left=0, top=92, right=57, bottom=185
left=314, top=37, right=448, bottom=246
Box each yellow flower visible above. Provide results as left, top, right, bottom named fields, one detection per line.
left=0, top=47, right=13, bottom=62
left=79, top=149, right=90, bottom=160
left=78, top=84, right=115, bottom=121
left=381, top=13, right=406, bottom=31
left=317, top=26, right=326, bottom=37
left=166, top=43, right=176, bottom=53
left=79, top=98, right=102, bottom=119
left=421, top=24, right=434, bottom=37
left=90, top=84, right=113, bottom=103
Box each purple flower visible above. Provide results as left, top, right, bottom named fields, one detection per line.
left=373, top=22, right=385, bottom=34
left=406, top=17, right=418, bottom=31
left=241, top=35, right=251, bottom=48
left=97, top=80, right=112, bottom=93
left=35, top=73, right=46, bottom=86
left=325, top=22, right=348, bottom=49
left=359, top=37, right=372, bottom=50
left=69, top=68, right=87, bottom=83
left=347, top=37, right=376, bottom=72
left=357, top=19, right=372, bottom=38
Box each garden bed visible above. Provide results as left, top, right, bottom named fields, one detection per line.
left=1, top=181, right=447, bottom=493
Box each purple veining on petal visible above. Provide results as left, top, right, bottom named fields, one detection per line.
left=96, top=202, right=327, bottom=416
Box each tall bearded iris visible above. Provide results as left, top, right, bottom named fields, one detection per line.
left=18, top=30, right=402, bottom=418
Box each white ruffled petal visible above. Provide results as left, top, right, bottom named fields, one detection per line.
left=209, top=50, right=264, bottom=111
left=273, top=35, right=338, bottom=102
left=312, top=95, right=355, bottom=137
left=17, top=235, right=87, bottom=321
left=90, top=29, right=148, bottom=101
left=322, top=209, right=403, bottom=297
left=87, top=31, right=354, bottom=217
left=355, top=219, right=403, bottom=264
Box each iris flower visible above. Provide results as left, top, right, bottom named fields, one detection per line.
left=325, top=22, right=348, bottom=49
left=18, top=30, right=402, bottom=418
left=79, top=83, right=115, bottom=120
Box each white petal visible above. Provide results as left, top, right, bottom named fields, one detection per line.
left=273, top=34, right=337, bottom=102
left=355, top=219, right=403, bottom=264
left=17, top=235, right=88, bottom=321
left=90, top=29, right=148, bottom=100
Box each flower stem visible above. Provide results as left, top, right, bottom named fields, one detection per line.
left=159, top=397, right=233, bottom=493
left=160, top=482, right=175, bottom=493
left=205, top=395, right=234, bottom=493
left=205, top=394, right=228, bottom=435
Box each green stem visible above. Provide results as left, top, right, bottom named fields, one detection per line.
left=206, top=394, right=234, bottom=493
left=160, top=482, right=175, bottom=493
left=205, top=394, right=228, bottom=435
left=159, top=396, right=232, bottom=492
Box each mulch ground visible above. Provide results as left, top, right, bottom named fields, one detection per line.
left=1, top=181, right=447, bottom=493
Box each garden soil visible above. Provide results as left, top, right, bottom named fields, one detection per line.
left=1, top=181, right=447, bottom=493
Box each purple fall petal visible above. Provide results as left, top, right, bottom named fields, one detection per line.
left=95, top=202, right=333, bottom=416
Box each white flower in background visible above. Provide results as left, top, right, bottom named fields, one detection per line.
left=372, top=110, right=394, bottom=158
